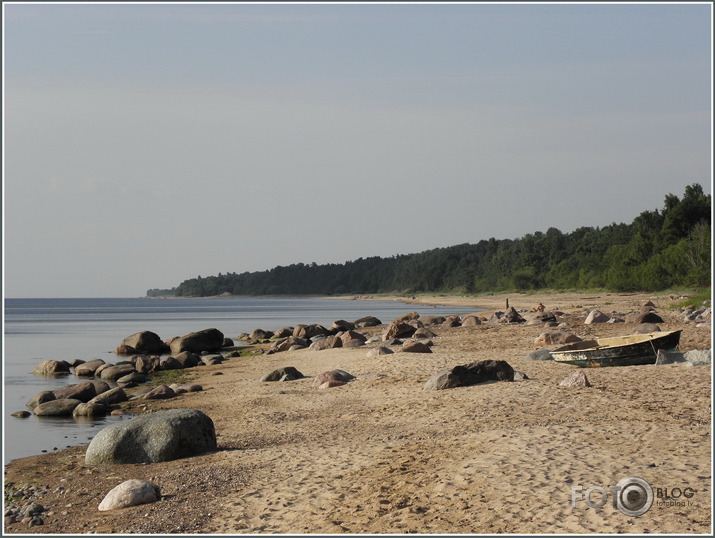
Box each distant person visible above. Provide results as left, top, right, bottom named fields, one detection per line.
left=536, top=303, right=545, bottom=312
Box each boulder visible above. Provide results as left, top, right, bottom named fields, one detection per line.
left=420, top=316, right=446, bottom=326
left=99, top=364, right=136, bottom=382
left=424, top=360, right=514, bottom=390
left=169, top=329, right=225, bottom=355
left=32, top=360, right=71, bottom=376
left=401, top=341, right=433, bottom=353
left=135, top=355, right=161, bottom=374
left=524, top=312, right=558, bottom=325
left=89, top=379, right=111, bottom=395
left=270, top=337, right=308, bottom=353
left=117, top=372, right=148, bottom=385
left=382, top=321, right=416, bottom=340
left=273, top=327, right=294, bottom=338
left=293, top=324, right=329, bottom=339
left=34, top=399, right=82, bottom=416
left=684, top=349, right=711, bottom=366
left=394, top=312, right=419, bottom=322
left=114, top=344, right=137, bottom=356
left=524, top=349, right=553, bottom=361
left=89, top=387, right=128, bottom=406
left=73, top=402, right=108, bottom=417
left=312, top=370, right=355, bottom=388
left=173, top=352, right=201, bottom=369
left=250, top=329, right=272, bottom=341
left=53, top=382, right=97, bottom=403
left=366, top=346, right=394, bottom=357
left=413, top=327, right=437, bottom=339
left=121, top=331, right=168, bottom=355
left=340, top=330, right=367, bottom=348
left=26, top=390, right=56, bottom=411
left=201, top=354, right=224, bottom=366
left=633, top=323, right=662, bottom=334
left=142, top=385, right=176, bottom=400
left=460, top=316, right=481, bottom=327
left=170, top=384, right=203, bottom=393
left=423, top=369, right=463, bottom=391
left=330, top=320, right=355, bottom=332
left=98, top=479, right=161, bottom=511
left=585, top=310, right=611, bottom=324
left=222, top=337, right=234, bottom=348
left=159, top=356, right=184, bottom=370
left=442, top=316, right=462, bottom=328
left=353, top=316, right=382, bottom=328
left=559, top=371, right=592, bottom=387
left=261, top=367, right=304, bottom=382
left=85, top=408, right=217, bottom=464
left=627, top=312, right=664, bottom=324
left=11, top=411, right=32, bottom=418
left=534, top=331, right=583, bottom=347
left=309, top=335, right=343, bottom=351
left=655, top=350, right=688, bottom=366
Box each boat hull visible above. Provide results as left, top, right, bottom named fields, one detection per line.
left=551, top=330, right=682, bottom=368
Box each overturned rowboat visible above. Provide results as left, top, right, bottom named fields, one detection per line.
left=551, top=330, right=682, bottom=367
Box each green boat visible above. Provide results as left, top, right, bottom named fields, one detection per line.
left=551, top=330, right=682, bottom=367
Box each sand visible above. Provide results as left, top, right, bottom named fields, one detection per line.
left=3, top=291, right=712, bottom=534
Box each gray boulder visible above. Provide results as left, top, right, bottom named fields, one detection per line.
left=89, top=387, right=128, bottom=406
left=34, top=399, right=83, bottom=416
left=120, top=331, right=167, bottom=355
left=423, top=360, right=514, bottom=390
left=401, top=341, right=432, bottom=353
left=26, top=391, right=56, bottom=411
left=169, top=328, right=225, bottom=355
left=98, top=479, right=161, bottom=511
left=585, top=310, right=611, bottom=324
left=634, top=323, right=661, bottom=334
left=173, top=352, right=201, bottom=368
left=366, top=346, right=394, bottom=357
left=353, top=316, right=382, bottom=328
left=312, top=370, right=355, bottom=388
left=100, top=364, right=136, bottom=382
left=142, top=385, right=176, bottom=400
left=524, top=349, right=553, bottom=361
left=53, top=382, right=97, bottom=403
left=559, top=371, right=592, bottom=387
left=73, top=402, right=108, bottom=417
left=74, top=359, right=106, bottom=377
left=32, top=360, right=71, bottom=376
left=85, top=408, right=217, bottom=465
left=260, top=366, right=304, bottom=382
left=309, top=335, right=343, bottom=351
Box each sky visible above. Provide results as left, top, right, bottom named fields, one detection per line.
left=2, top=1, right=712, bottom=298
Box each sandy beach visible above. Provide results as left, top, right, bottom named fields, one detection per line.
left=4, top=291, right=712, bottom=534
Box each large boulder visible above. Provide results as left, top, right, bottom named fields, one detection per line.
left=53, top=382, right=97, bottom=403
left=312, top=370, right=355, bottom=388
left=34, top=399, right=83, bottom=416
left=502, top=307, right=526, bottom=323
left=250, top=329, right=273, bottom=341
left=627, top=312, right=664, bottom=324
left=98, top=479, right=161, bottom=511
left=173, top=352, right=201, bottom=369
left=32, top=360, right=71, bottom=376
left=460, top=316, right=481, bottom=327
left=309, top=335, right=343, bottom=351
left=89, top=387, right=128, bottom=406
left=401, top=341, right=433, bottom=353
left=142, top=385, right=176, bottom=400
left=353, top=316, right=382, bottom=328
left=330, top=320, right=355, bottom=333
left=169, top=329, right=225, bottom=355
left=74, top=359, right=106, bottom=377
left=99, top=364, right=136, bottom=382
left=585, top=310, right=611, bottom=324
left=270, top=336, right=309, bottom=353
left=382, top=321, right=416, bottom=340
left=424, top=360, right=514, bottom=390
left=293, top=324, right=329, bottom=339
left=73, top=402, right=108, bottom=417
left=85, top=409, right=217, bottom=465
left=534, top=331, right=583, bottom=347
left=340, top=330, right=367, bottom=348
left=26, top=391, right=56, bottom=411
left=135, top=355, right=161, bottom=374
left=260, top=366, right=304, bottom=382
left=120, top=331, right=168, bottom=355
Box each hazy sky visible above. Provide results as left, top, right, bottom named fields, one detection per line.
left=3, top=2, right=712, bottom=298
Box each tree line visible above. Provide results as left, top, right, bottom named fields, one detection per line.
left=158, top=184, right=710, bottom=297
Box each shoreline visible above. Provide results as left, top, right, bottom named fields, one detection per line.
left=4, top=291, right=711, bottom=534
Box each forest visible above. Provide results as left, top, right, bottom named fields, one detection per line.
left=155, top=184, right=711, bottom=297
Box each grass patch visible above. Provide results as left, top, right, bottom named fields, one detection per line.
left=667, top=288, right=712, bottom=309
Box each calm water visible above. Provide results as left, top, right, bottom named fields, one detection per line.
left=3, top=296, right=468, bottom=463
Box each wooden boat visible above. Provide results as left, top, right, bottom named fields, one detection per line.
left=551, top=330, right=682, bottom=367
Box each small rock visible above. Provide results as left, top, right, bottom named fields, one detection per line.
left=559, top=371, right=591, bottom=388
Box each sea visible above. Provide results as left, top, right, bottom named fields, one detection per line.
left=2, top=296, right=469, bottom=464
